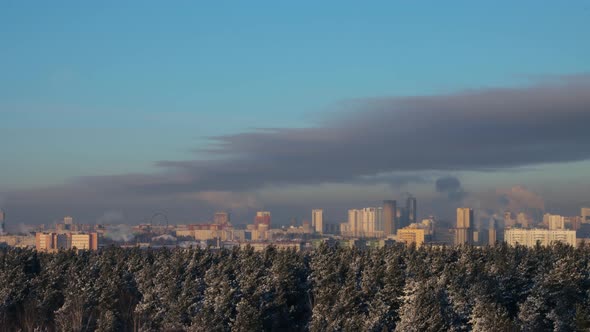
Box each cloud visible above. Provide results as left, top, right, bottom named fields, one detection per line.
left=3, top=75, right=590, bottom=223
left=96, top=211, right=125, bottom=224
left=496, top=185, right=545, bottom=212
left=460, top=185, right=546, bottom=229
left=435, top=176, right=467, bottom=201
left=131, top=75, right=590, bottom=194
left=435, top=176, right=461, bottom=193
left=193, top=191, right=261, bottom=210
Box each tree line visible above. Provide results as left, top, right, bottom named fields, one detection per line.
left=1, top=242, right=590, bottom=331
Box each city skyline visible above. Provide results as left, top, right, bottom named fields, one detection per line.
left=2, top=2, right=590, bottom=225
left=2, top=3, right=590, bottom=331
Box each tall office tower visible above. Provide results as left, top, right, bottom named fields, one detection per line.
left=383, top=200, right=397, bottom=236
left=64, top=216, right=73, bottom=225
left=214, top=212, right=230, bottom=226
left=582, top=208, right=590, bottom=223
left=254, top=211, right=271, bottom=229
left=406, top=196, right=417, bottom=225
left=489, top=218, right=497, bottom=246
left=455, top=208, right=474, bottom=245
left=399, top=207, right=409, bottom=229
left=0, top=209, right=5, bottom=235
left=312, top=209, right=324, bottom=234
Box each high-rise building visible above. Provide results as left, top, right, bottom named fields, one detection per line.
left=543, top=213, right=565, bottom=230
left=347, top=207, right=383, bottom=238
left=455, top=208, right=474, bottom=245
left=312, top=209, right=324, bottom=234
left=565, top=216, right=582, bottom=230
left=64, top=216, right=73, bottom=225
left=0, top=209, right=5, bottom=235
left=489, top=218, right=497, bottom=246
left=361, top=208, right=377, bottom=236
left=457, top=208, right=473, bottom=228
left=376, top=207, right=383, bottom=233
left=582, top=208, right=590, bottom=223
left=406, top=196, right=417, bottom=225
left=214, top=212, right=230, bottom=226
left=489, top=228, right=497, bottom=246
left=398, top=207, right=409, bottom=229
left=254, top=211, right=271, bottom=229
left=348, top=209, right=360, bottom=236
left=383, top=200, right=397, bottom=236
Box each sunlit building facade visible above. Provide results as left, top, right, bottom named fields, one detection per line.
left=505, top=228, right=576, bottom=248
left=455, top=208, right=474, bottom=245
left=312, top=209, right=324, bottom=234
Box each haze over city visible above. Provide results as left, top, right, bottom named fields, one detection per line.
left=1, top=2, right=590, bottom=227
left=4, top=2, right=590, bottom=331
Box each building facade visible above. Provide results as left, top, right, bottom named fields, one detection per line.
left=504, top=228, right=576, bottom=248
left=517, top=213, right=530, bottom=228
left=0, top=209, right=5, bottom=235
left=383, top=200, right=397, bottom=237
left=312, top=209, right=324, bottom=234
left=346, top=207, right=384, bottom=238
left=455, top=208, right=474, bottom=245
left=397, top=228, right=425, bottom=247
left=255, top=211, right=271, bottom=229
left=543, top=213, right=565, bottom=230
left=214, top=212, right=230, bottom=226
left=406, top=196, right=417, bottom=225
left=36, top=232, right=99, bottom=252
left=70, top=233, right=99, bottom=250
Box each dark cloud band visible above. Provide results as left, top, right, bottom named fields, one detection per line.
left=139, top=76, right=590, bottom=193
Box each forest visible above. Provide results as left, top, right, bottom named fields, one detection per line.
left=1, top=242, right=590, bottom=332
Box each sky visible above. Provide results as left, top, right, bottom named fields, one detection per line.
left=1, top=1, right=590, bottom=226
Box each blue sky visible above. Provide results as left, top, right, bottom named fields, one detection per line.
left=1, top=2, right=590, bottom=223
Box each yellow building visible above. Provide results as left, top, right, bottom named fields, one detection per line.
left=0, top=235, right=36, bottom=248
left=36, top=233, right=67, bottom=252
left=175, top=228, right=236, bottom=241
left=70, top=233, right=99, bottom=250
left=36, top=232, right=98, bottom=252
left=397, top=228, right=425, bottom=247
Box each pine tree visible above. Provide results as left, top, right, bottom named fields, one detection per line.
left=190, top=251, right=239, bottom=332
left=395, top=277, right=455, bottom=332
left=469, top=296, right=515, bottom=332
